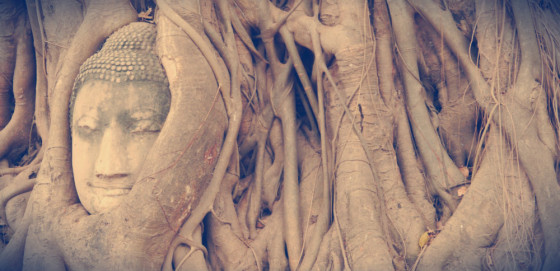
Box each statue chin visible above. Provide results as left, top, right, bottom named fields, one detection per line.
left=78, top=188, right=130, bottom=214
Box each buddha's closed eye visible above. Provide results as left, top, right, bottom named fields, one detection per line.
left=130, top=119, right=163, bottom=134
left=129, top=111, right=164, bottom=134
left=76, top=116, right=99, bottom=136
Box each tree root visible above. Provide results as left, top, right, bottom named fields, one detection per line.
left=262, top=120, right=284, bottom=208
left=417, top=127, right=536, bottom=270
left=0, top=3, right=35, bottom=162
left=388, top=0, right=465, bottom=211
left=298, top=5, right=331, bottom=266
left=0, top=164, right=38, bottom=228
left=276, top=67, right=302, bottom=271
left=310, top=226, right=343, bottom=271
left=395, top=103, right=436, bottom=230
left=415, top=16, right=478, bottom=170
left=409, top=0, right=560, bottom=267
left=157, top=1, right=243, bottom=269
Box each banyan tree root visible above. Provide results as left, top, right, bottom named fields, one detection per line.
left=0, top=1, right=36, bottom=161
left=387, top=0, right=466, bottom=199
left=415, top=16, right=478, bottom=171
left=0, top=164, right=38, bottom=229
left=395, top=102, right=436, bottom=231
left=156, top=0, right=243, bottom=269
left=376, top=0, right=435, bottom=233
left=408, top=0, right=560, bottom=267
left=230, top=1, right=432, bottom=269
left=317, top=4, right=424, bottom=266
left=206, top=130, right=325, bottom=271
left=0, top=3, right=17, bottom=130
left=417, top=127, right=538, bottom=271
left=24, top=0, right=50, bottom=150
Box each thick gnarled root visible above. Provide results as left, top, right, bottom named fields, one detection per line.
left=0, top=1, right=35, bottom=162
left=417, top=128, right=537, bottom=270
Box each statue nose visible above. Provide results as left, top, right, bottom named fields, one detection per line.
left=94, top=122, right=129, bottom=179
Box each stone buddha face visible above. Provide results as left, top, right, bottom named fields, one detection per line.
left=71, top=80, right=170, bottom=214
left=70, top=22, right=169, bottom=214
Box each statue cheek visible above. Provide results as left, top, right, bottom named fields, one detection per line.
left=127, top=134, right=159, bottom=175
left=72, top=137, right=99, bottom=208
left=73, top=138, right=97, bottom=176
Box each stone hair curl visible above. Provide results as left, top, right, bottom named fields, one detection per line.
left=69, top=22, right=169, bottom=123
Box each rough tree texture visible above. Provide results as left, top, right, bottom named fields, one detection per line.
left=0, top=0, right=559, bottom=270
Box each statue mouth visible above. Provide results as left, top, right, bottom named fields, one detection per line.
left=87, top=180, right=134, bottom=197
left=96, top=187, right=132, bottom=197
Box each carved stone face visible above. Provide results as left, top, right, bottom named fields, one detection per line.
left=71, top=80, right=170, bottom=214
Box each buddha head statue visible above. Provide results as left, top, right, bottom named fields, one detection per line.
left=70, top=22, right=170, bottom=214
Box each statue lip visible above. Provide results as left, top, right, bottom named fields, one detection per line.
left=87, top=179, right=134, bottom=196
